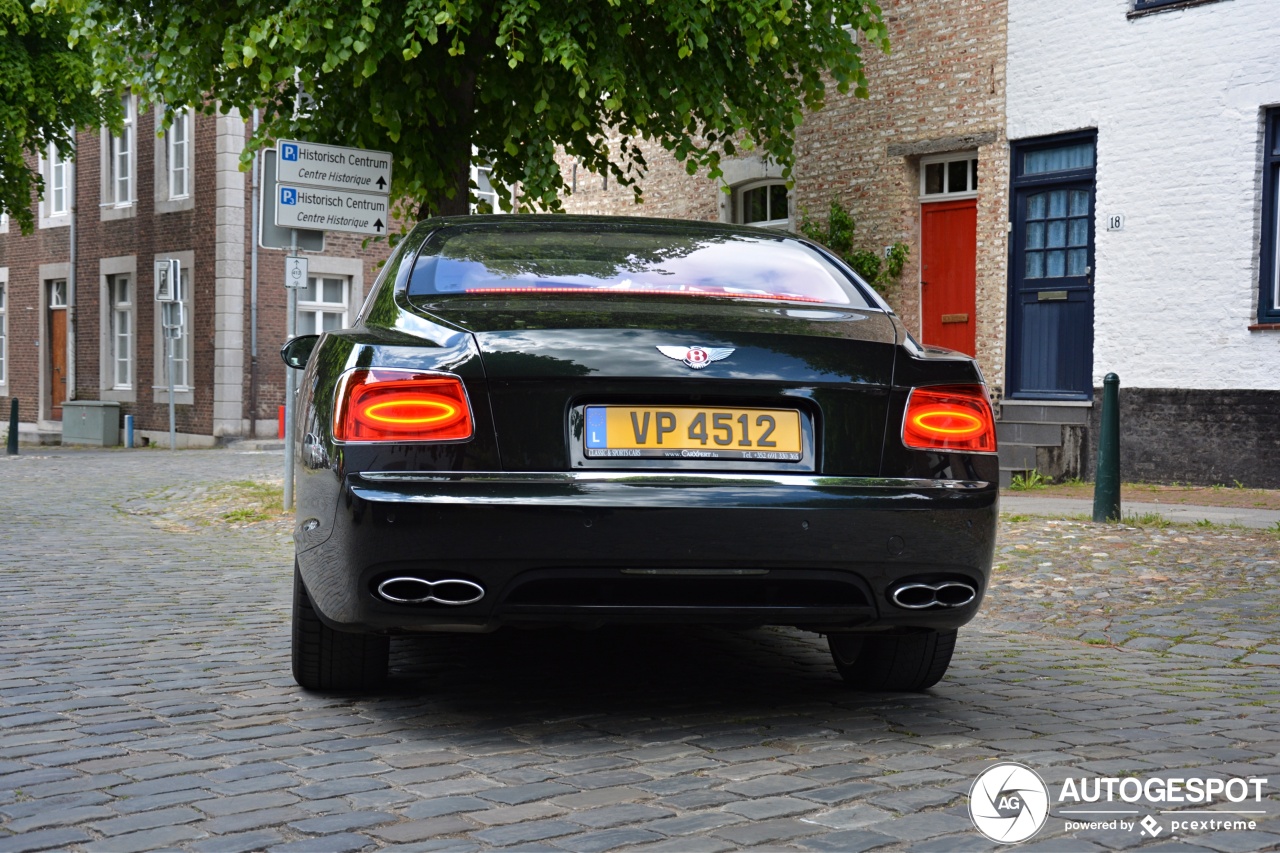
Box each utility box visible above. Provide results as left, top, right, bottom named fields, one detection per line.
left=61, top=401, right=121, bottom=447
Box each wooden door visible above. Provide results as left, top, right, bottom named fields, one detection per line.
left=1008, top=181, right=1095, bottom=399
left=920, top=198, right=977, bottom=356
left=48, top=285, right=68, bottom=420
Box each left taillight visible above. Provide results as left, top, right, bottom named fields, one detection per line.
left=334, top=369, right=473, bottom=443
left=902, top=384, right=997, bottom=454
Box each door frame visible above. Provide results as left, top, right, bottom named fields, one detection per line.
left=45, top=279, right=69, bottom=422
left=919, top=196, right=978, bottom=357
left=1006, top=129, right=1098, bottom=401
left=36, top=265, right=69, bottom=425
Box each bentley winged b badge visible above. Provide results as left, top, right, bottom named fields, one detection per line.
left=657, top=345, right=735, bottom=369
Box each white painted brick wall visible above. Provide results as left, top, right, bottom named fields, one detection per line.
left=1008, top=0, right=1280, bottom=390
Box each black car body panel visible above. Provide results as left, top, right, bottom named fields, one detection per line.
left=290, top=215, right=998, bottom=654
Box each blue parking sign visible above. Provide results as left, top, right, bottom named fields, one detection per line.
left=281, top=143, right=298, bottom=161
left=280, top=188, right=297, bottom=205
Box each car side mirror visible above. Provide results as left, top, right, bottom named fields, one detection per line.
left=280, top=335, right=320, bottom=370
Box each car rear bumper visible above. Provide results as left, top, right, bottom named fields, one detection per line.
left=296, top=470, right=999, bottom=634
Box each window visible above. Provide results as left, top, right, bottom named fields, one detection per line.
left=108, top=274, right=132, bottom=389
left=734, top=180, right=790, bottom=228
left=921, top=153, right=979, bottom=198
left=48, top=144, right=69, bottom=216
left=50, top=279, right=67, bottom=308
left=1260, top=108, right=1280, bottom=325
left=471, top=164, right=500, bottom=214
left=298, top=276, right=349, bottom=334
left=168, top=108, right=190, bottom=200
left=111, top=94, right=133, bottom=206
left=409, top=223, right=869, bottom=307
left=0, top=275, right=7, bottom=385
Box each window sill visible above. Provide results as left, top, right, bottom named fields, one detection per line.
left=101, top=388, right=136, bottom=403
left=1248, top=323, right=1280, bottom=331
left=101, top=202, right=137, bottom=222
left=1128, top=0, right=1230, bottom=19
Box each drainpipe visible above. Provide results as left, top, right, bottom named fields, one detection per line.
left=249, top=109, right=260, bottom=436
left=66, top=126, right=77, bottom=402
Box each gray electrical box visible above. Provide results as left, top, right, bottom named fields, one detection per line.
left=61, top=401, right=121, bottom=446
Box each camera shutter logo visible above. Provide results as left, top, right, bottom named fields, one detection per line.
left=969, top=762, right=1050, bottom=844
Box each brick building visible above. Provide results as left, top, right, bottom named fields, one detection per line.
left=0, top=101, right=391, bottom=446
left=560, top=0, right=1280, bottom=487
left=1006, top=0, right=1280, bottom=487
left=559, top=0, right=1010, bottom=410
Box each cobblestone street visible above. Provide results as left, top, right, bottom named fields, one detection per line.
left=1, top=449, right=1278, bottom=852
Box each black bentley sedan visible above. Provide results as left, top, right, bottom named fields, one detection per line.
left=282, top=215, right=998, bottom=692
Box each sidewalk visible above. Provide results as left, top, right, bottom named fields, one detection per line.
left=1001, top=493, right=1280, bottom=529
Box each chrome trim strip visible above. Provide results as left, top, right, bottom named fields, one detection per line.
left=355, top=471, right=991, bottom=490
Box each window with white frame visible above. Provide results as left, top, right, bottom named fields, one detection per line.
left=168, top=108, right=190, bottom=200
left=0, top=275, right=7, bottom=385
left=734, top=180, right=790, bottom=228
left=298, top=276, right=349, bottom=335
left=47, top=144, right=70, bottom=216
left=108, top=274, right=132, bottom=389
left=471, top=164, right=500, bottom=214
left=921, top=152, right=978, bottom=199
left=110, top=94, right=134, bottom=206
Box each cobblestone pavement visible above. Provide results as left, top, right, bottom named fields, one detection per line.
left=1, top=449, right=1278, bottom=853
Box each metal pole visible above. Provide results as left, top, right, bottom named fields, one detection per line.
left=249, top=109, right=261, bottom=437
left=1093, top=372, right=1121, bottom=522
left=167, top=330, right=177, bottom=450
left=283, top=229, right=298, bottom=510
left=124, top=413, right=133, bottom=449
left=7, top=398, right=17, bottom=455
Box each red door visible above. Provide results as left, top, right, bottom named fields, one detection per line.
left=920, top=199, right=977, bottom=356
left=48, top=283, right=68, bottom=420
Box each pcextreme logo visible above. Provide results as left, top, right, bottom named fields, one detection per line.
left=968, top=763, right=1271, bottom=845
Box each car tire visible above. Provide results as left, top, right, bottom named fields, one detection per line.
left=292, top=565, right=389, bottom=691
left=827, top=629, right=956, bottom=692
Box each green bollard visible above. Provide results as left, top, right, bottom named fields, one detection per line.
left=1093, top=373, right=1121, bottom=522
left=6, top=398, right=17, bottom=455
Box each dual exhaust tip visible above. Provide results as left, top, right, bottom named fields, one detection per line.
left=889, top=581, right=977, bottom=610
left=376, top=577, right=485, bottom=606
left=376, top=576, right=973, bottom=610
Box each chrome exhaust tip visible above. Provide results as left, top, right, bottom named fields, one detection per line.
left=376, top=577, right=485, bottom=606
left=889, top=581, right=977, bottom=610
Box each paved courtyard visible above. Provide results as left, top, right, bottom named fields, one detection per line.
left=1, top=448, right=1278, bottom=852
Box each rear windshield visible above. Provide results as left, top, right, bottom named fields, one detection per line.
left=407, top=223, right=869, bottom=307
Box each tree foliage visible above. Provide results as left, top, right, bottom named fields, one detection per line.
left=0, top=0, right=118, bottom=234
left=75, top=0, right=890, bottom=220
left=799, top=197, right=908, bottom=295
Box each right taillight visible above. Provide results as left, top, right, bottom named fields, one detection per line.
left=902, top=384, right=997, bottom=453
left=333, top=369, right=474, bottom=443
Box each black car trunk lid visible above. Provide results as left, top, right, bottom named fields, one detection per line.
left=405, top=295, right=900, bottom=475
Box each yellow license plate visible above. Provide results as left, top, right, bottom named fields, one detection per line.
left=584, top=406, right=803, bottom=461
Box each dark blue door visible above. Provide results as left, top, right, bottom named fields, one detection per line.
left=1008, top=134, right=1096, bottom=400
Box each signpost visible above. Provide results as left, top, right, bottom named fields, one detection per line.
left=277, top=140, right=392, bottom=194
left=275, top=185, right=389, bottom=236
left=155, top=258, right=182, bottom=450
left=284, top=256, right=309, bottom=290
left=275, top=139, right=393, bottom=508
